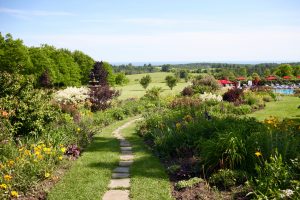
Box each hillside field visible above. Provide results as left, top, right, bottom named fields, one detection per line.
left=116, top=72, right=190, bottom=99
left=248, top=96, right=300, bottom=120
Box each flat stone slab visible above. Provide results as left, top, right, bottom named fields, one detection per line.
left=116, top=135, right=124, bottom=140
left=113, top=167, right=130, bottom=173
left=121, top=147, right=132, bottom=151
left=119, top=160, right=133, bottom=167
left=102, top=190, right=129, bottom=200
left=120, top=155, right=134, bottom=161
left=112, top=173, right=130, bottom=179
left=108, top=178, right=130, bottom=189
left=121, top=150, right=133, bottom=155
left=120, top=142, right=131, bottom=147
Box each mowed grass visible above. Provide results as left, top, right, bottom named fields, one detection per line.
left=115, top=72, right=190, bottom=100
left=122, top=122, right=173, bottom=200
left=248, top=96, right=300, bottom=121
left=48, top=117, right=137, bottom=200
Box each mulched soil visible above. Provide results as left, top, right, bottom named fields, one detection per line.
left=162, top=155, right=249, bottom=200
left=172, top=182, right=232, bottom=200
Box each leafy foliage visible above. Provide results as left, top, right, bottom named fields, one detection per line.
left=0, top=33, right=33, bottom=74
left=209, top=169, right=246, bottom=190
left=192, top=75, right=221, bottom=94
left=0, top=33, right=94, bottom=87
left=175, top=177, right=204, bottom=190
left=249, top=152, right=297, bottom=199
left=38, top=69, right=52, bottom=88
left=222, top=88, right=244, bottom=103
left=165, top=75, right=177, bottom=90
left=89, top=62, right=119, bottom=111
left=181, top=86, right=194, bottom=96
left=115, top=72, right=129, bottom=85
left=143, top=87, right=163, bottom=101
left=139, top=75, right=152, bottom=89
left=0, top=72, right=58, bottom=137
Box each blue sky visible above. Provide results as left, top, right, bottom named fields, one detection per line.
left=0, top=0, right=300, bottom=63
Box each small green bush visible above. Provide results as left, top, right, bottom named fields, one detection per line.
left=175, top=177, right=204, bottom=190
left=111, top=108, right=125, bottom=120
left=233, top=105, right=252, bottom=115
left=209, top=169, right=247, bottom=190
left=167, top=164, right=181, bottom=174
left=249, top=152, right=295, bottom=199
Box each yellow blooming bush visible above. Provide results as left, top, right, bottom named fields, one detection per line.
left=0, top=142, right=66, bottom=199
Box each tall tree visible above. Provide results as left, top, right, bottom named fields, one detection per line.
left=73, top=50, right=94, bottom=85
left=39, top=69, right=52, bottom=88
left=89, top=61, right=119, bottom=111
left=275, top=64, right=293, bottom=77
left=140, top=75, right=152, bottom=89
left=165, top=75, right=177, bottom=90
left=0, top=33, right=33, bottom=74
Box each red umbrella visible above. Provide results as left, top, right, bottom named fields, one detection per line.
left=236, top=76, right=246, bottom=80
left=297, top=75, right=300, bottom=79
left=218, top=80, right=232, bottom=85
left=266, top=76, right=277, bottom=80
left=283, top=76, right=291, bottom=79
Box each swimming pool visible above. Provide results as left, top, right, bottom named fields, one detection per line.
left=272, top=88, right=294, bottom=95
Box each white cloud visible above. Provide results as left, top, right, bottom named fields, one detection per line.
left=0, top=7, right=74, bottom=18
left=22, top=28, right=300, bottom=62
left=80, top=17, right=212, bottom=26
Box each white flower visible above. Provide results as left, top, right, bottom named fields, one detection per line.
left=54, top=87, right=90, bottom=104
left=280, top=189, right=294, bottom=198
left=199, top=92, right=222, bottom=102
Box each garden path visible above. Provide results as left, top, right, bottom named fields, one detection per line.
left=102, top=118, right=142, bottom=200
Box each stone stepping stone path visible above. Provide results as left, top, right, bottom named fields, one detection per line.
left=102, top=118, right=141, bottom=200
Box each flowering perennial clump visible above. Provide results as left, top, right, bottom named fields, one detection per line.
left=0, top=142, right=66, bottom=199
left=199, top=92, right=222, bottom=102
left=54, top=87, right=90, bottom=105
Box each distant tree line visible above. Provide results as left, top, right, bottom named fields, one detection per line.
left=113, top=62, right=300, bottom=81
left=112, top=63, right=160, bottom=75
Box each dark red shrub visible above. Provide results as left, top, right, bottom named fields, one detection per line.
left=170, top=97, right=201, bottom=109
left=89, top=61, right=120, bottom=111
left=222, top=88, right=244, bottom=103
left=90, top=85, right=119, bottom=111
left=39, top=69, right=52, bottom=88
left=66, top=144, right=81, bottom=158
left=181, top=86, right=194, bottom=96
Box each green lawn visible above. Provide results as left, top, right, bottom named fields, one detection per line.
left=122, top=122, right=173, bottom=200
left=115, top=72, right=190, bottom=100
left=248, top=96, right=300, bottom=121
left=47, top=117, right=137, bottom=200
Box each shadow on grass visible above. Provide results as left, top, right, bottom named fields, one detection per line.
left=130, top=89, right=145, bottom=91
left=123, top=135, right=169, bottom=181
left=84, top=136, right=120, bottom=153
left=87, top=160, right=119, bottom=169
left=86, top=134, right=168, bottom=181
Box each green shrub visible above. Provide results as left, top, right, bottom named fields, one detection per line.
left=209, top=169, right=247, bottom=190
left=143, top=87, right=163, bottom=101
left=249, top=152, right=295, bottom=199
left=192, top=75, right=221, bottom=94
left=223, top=88, right=243, bottom=103
left=175, top=177, right=204, bottom=190
left=233, top=105, right=252, bottom=115
left=167, top=164, right=181, bottom=174
left=111, top=108, right=125, bottom=120
left=0, top=73, right=59, bottom=137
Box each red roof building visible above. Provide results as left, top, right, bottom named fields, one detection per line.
left=236, top=76, right=246, bottom=80
left=283, top=76, right=291, bottom=79
left=218, top=80, right=233, bottom=85
left=266, top=76, right=277, bottom=80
